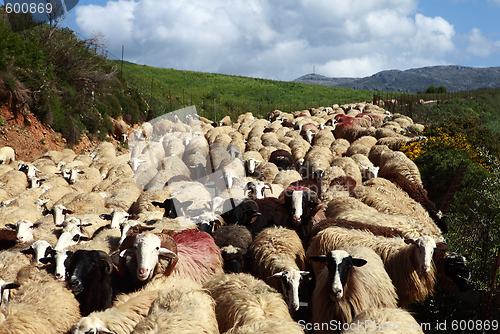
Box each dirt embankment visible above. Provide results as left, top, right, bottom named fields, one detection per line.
left=0, top=105, right=126, bottom=162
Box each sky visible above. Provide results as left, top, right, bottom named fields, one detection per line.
left=57, top=0, right=500, bottom=81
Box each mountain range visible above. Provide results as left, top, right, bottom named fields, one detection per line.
left=293, top=65, right=500, bottom=93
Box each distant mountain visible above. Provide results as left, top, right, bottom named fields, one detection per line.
left=293, top=66, right=500, bottom=93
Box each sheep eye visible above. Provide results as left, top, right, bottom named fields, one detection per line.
left=155, top=247, right=160, bottom=251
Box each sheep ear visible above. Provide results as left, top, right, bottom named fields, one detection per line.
left=267, top=272, right=285, bottom=279
left=309, top=255, right=328, bottom=263
left=95, top=325, right=116, bottom=334
left=119, top=249, right=135, bottom=258
left=63, top=209, right=74, bottom=215
left=352, top=258, right=367, bottom=267
left=99, top=214, right=112, bottom=220
left=5, top=223, right=16, bottom=230
left=404, top=238, right=417, bottom=245
left=20, top=247, right=33, bottom=255
left=436, top=242, right=448, bottom=250
left=33, top=222, right=43, bottom=228
left=180, top=200, right=193, bottom=208
left=159, top=248, right=177, bottom=259
left=4, top=283, right=20, bottom=290
left=39, top=257, right=54, bottom=264
left=299, top=271, right=310, bottom=276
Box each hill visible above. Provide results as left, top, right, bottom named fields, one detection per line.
left=294, top=66, right=500, bottom=93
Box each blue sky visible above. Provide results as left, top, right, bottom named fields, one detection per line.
left=57, top=0, right=500, bottom=81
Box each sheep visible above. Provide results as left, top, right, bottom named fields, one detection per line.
left=119, top=229, right=223, bottom=287
left=20, top=239, right=52, bottom=264
left=288, top=137, right=311, bottom=162
left=203, top=273, right=299, bottom=334
left=350, top=153, right=379, bottom=181
left=254, top=161, right=279, bottom=183
left=0, top=278, right=20, bottom=307
left=382, top=171, right=447, bottom=233
left=272, top=169, right=302, bottom=189
left=330, top=157, right=363, bottom=187
left=99, top=208, right=139, bottom=229
left=309, top=246, right=398, bottom=332
left=308, top=226, right=447, bottom=307
left=65, top=249, right=115, bottom=316
left=356, top=177, right=444, bottom=238
left=4, top=219, right=44, bottom=244
left=268, top=149, right=296, bottom=171
left=43, top=203, right=74, bottom=226
left=151, top=197, right=193, bottom=218
left=341, top=307, right=425, bottom=333
left=242, top=151, right=264, bottom=175
left=0, top=227, right=18, bottom=251
left=220, top=198, right=261, bottom=227
left=0, top=266, right=81, bottom=334
left=325, top=196, right=438, bottom=240
left=114, top=119, right=130, bottom=141
left=70, top=276, right=178, bottom=334
left=247, top=226, right=309, bottom=311
left=243, top=180, right=272, bottom=200
left=0, top=146, right=15, bottom=164
left=130, top=277, right=219, bottom=334
left=330, top=138, right=351, bottom=157
left=302, top=146, right=335, bottom=181
left=212, top=224, right=253, bottom=273
left=334, top=122, right=366, bottom=143
left=313, top=128, right=335, bottom=147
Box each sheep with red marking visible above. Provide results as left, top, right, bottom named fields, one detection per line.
left=308, top=226, right=447, bottom=307
left=248, top=226, right=308, bottom=311
left=309, top=246, right=398, bottom=333
left=119, top=228, right=223, bottom=287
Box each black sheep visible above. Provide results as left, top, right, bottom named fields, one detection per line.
left=152, top=198, right=193, bottom=218
left=269, top=149, right=296, bottom=171
left=65, top=250, right=115, bottom=316
left=220, top=198, right=261, bottom=226
left=212, top=225, right=253, bottom=273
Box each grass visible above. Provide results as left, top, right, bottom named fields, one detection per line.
left=115, top=60, right=375, bottom=121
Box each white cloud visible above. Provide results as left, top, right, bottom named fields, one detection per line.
left=466, top=28, right=500, bottom=57
left=74, top=0, right=462, bottom=80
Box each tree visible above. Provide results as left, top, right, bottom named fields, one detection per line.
left=425, top=85, right=447, bottom=94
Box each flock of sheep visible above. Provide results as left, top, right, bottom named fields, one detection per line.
left=0, top=101, right=471, bottom=334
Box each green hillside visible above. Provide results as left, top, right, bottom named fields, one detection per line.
left=115, top=60, right=374, bottom=121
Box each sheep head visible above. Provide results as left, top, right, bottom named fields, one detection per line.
left=120, top=232, right=178, bottom=281
left=405, top=236, right=448, bottom=274
left=267, top=269, right=309, bottom=311
left=310, top=250, right=366, bottom=301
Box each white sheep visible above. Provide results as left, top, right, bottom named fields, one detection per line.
left=0, top=266, right=81, bottom=334
left=309, top=246, right=398, bottom=332
left=248, top=226, right=309, bottom=311
left=0, top=146, right=15, bottom=164
left=203, top=273, right=300, bottom=334
left=308, top=226, right=447, bottom=307
left=341, top=307, right=425, bottom=333
left=130, top=277, right=219, bottom=334
left=71, top=275, right=176, bottom=334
